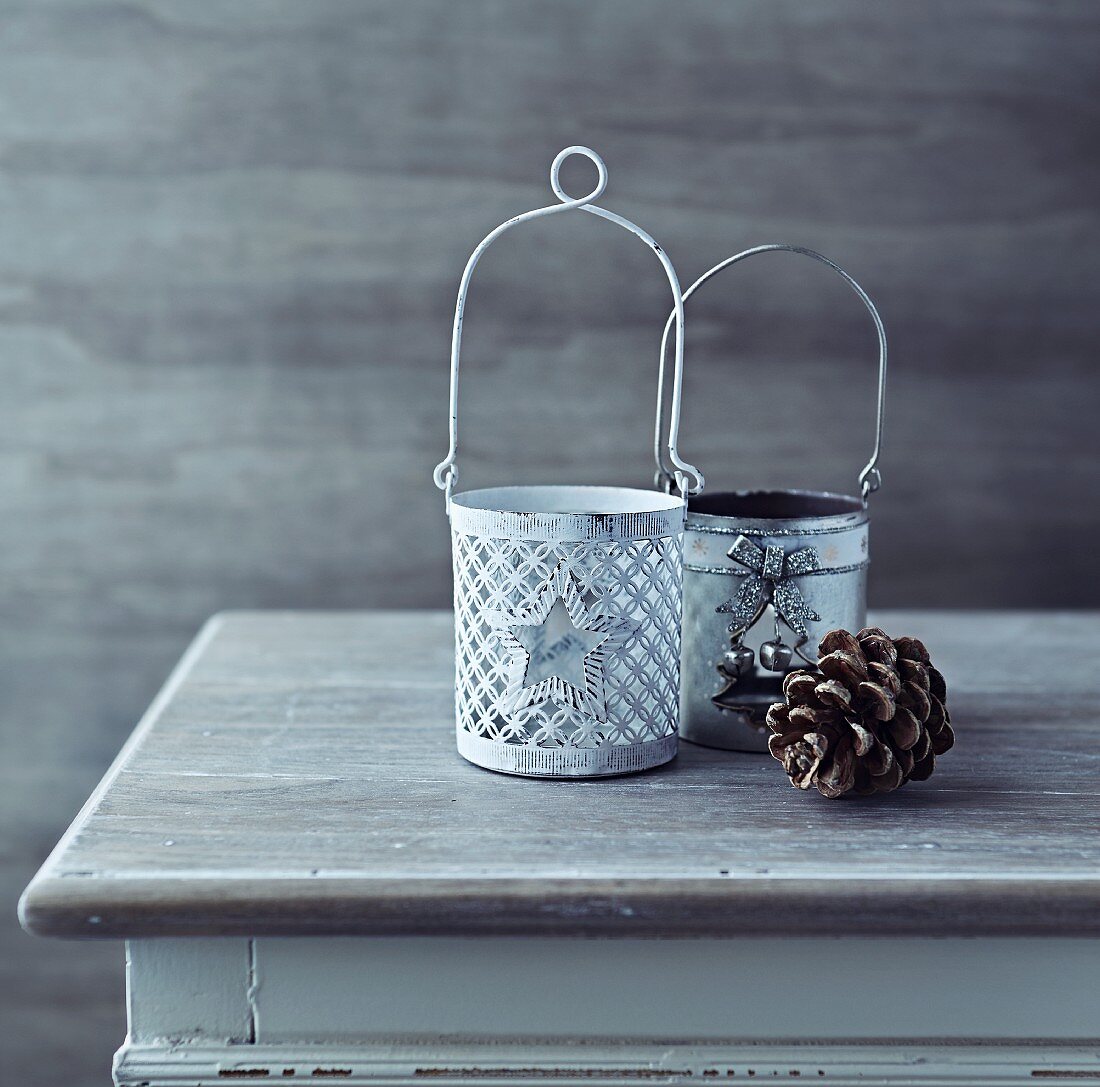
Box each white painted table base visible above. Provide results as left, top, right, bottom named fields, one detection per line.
left=119, top=937, right=1100, bottom=1085
left=20, top=611, right=1100, bottom=1085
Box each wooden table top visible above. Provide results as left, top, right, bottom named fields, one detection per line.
left=20, top=610, right=1100, bottom=938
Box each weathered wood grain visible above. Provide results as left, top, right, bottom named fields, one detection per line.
left=19, top=609, right=1100, bottom=938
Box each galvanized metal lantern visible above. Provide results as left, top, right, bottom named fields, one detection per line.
left=433, top=146, right=704, bottom=778
left=653, top=244, right=887, bottom=752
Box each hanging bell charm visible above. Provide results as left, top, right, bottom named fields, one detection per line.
left=759, top=639, right=793, bottom=672
left=720, top=644, right=755, bottom=679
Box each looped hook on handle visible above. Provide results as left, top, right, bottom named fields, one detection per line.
left=434, top=146, right=703, bottom=507
left=549, top=145, right=607, bottom=206
left=654, top=244, right=886, bottom=502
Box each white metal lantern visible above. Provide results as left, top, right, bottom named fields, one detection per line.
left=433, top=146, right=703, bottom=778
left=653, top=245, right=888, bottom=752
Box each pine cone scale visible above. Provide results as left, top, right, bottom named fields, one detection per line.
left=927, top=667, right=948, bottom=702
left=874, top=759, right=905, bottom=792
left=910, top=728, right=933, bottom=762
left=894, top=746, right=916, bottom=777
left=850, top=721, right=876, bottom=756
left=869, top=661, right=902, bottom=696
left=886, top=706, right=921, bottom=751
left=863, top=738, right=894, bottom=777
left=908, top=751, right=936, bottom=781
left=931, top=719, right=955, bottom=756
left=857, top=680, right=896, bottom=721
left=900, top=681, right=931, bottom=720
left=820, top=650, right=868, bottom=686
left=782, top=731, right=829, bottom=788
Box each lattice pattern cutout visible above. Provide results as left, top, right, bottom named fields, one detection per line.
left=452, top=532, right=682, bottom=749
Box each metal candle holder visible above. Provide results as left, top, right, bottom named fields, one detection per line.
left=434, top=147, right=703, bottom=778
left=654, top=244, right=888, bottom=752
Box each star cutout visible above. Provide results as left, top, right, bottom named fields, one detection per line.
left=489, top=563, right=637, bottom=722
left=512, top=599, right=607, bottom=689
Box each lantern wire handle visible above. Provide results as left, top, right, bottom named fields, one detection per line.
left=433, top=146, right=703, bottom=507
left=653, top=244, right=887, bottom=502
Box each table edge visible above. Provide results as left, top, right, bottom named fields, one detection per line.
left=20, top=874, right=1100, bottom=939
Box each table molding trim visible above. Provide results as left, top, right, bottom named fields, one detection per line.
left=114, top=1041, right=1100, bottom=1087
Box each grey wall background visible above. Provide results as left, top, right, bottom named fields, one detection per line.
left=3, top=1, right=1098, bottom=1082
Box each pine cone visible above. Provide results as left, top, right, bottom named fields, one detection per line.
left=766, top=627, right=954, bottom=798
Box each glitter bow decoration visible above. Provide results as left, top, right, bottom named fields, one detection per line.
left=716, top=535, right=822, bottom=639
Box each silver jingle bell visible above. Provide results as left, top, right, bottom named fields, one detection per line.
left=759, top=639, right=793, bottom=672
left=720, top=645, right=756, bottom=678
